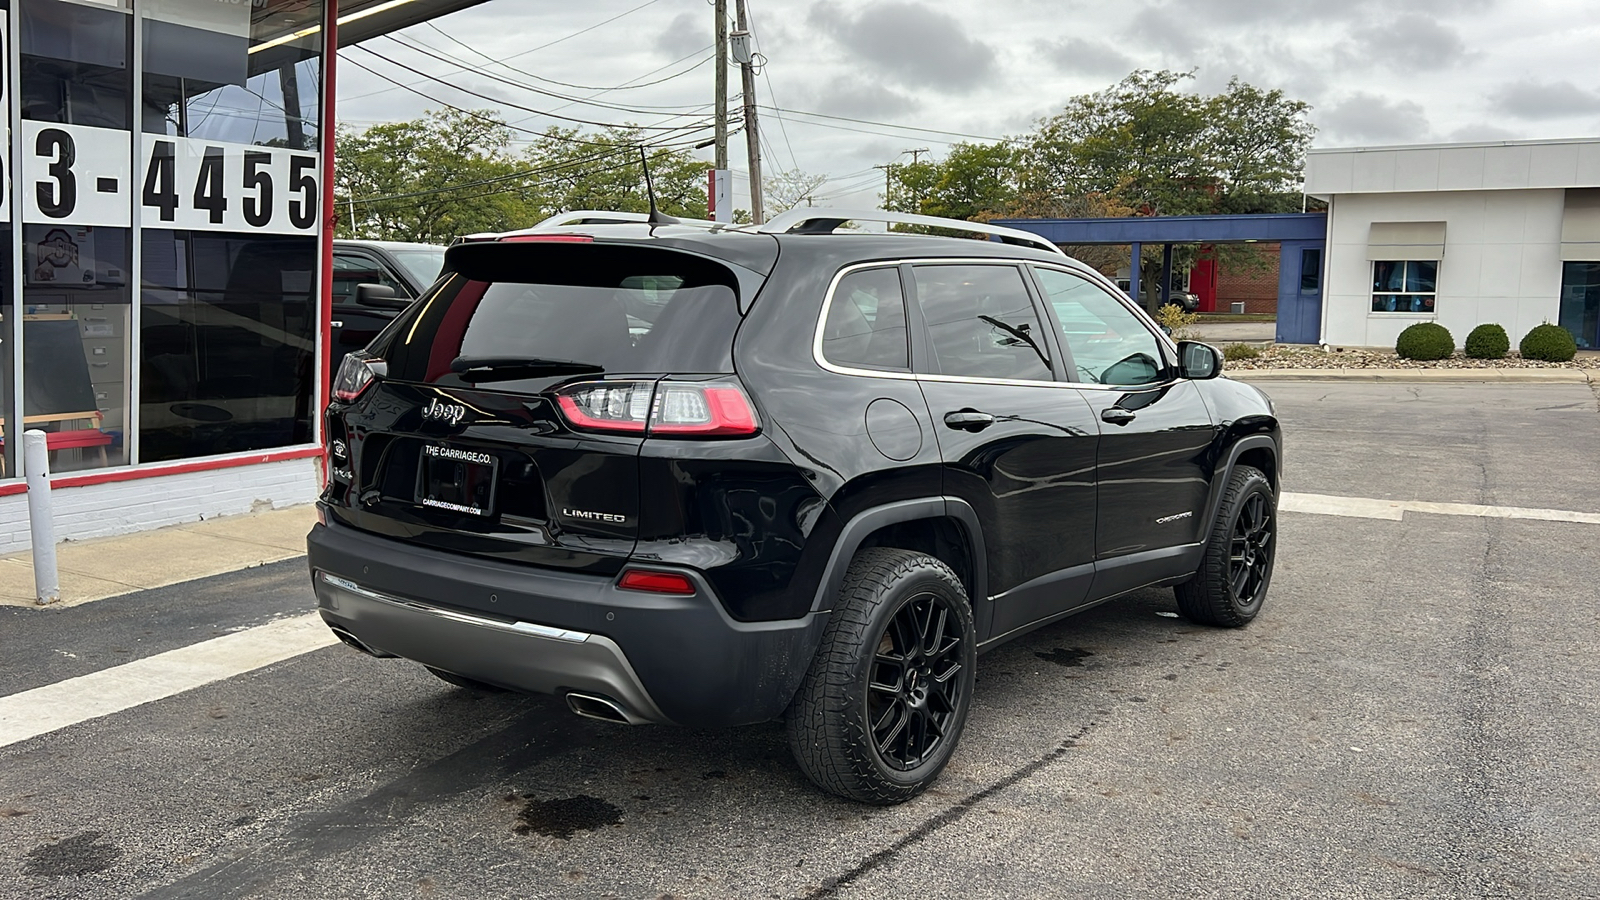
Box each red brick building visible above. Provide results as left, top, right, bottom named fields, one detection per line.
left=1191, top=244, right=1282, bottom=314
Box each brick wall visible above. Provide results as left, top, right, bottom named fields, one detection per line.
left=1216, top=244, right=1282, bottom=314
left=0, top=457, right=320, bottom=553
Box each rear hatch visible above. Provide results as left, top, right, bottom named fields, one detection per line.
left=325, top=238, right=763, bottom=575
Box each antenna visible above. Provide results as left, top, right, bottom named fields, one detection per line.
left=639, top=147, right=680, bottom=227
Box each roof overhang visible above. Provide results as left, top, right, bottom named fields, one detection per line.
left=336, top=0, right=497, bottom=47
left=990, top=213, right=1328, bottom=245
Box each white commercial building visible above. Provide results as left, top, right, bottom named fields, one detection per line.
left=1305, top=137, right=1600, bottom=351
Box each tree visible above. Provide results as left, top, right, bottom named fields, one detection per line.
left=917, top=142, right=1021, bottom=221
left=334, top=113, right=713, bottom=243
left=526, top=127, right=710, bottom=220
left=765, top=168, right=828, bottom=215
left=334, top=109, right=535, bottom=243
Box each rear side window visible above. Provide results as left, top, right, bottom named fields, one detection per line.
left=380, top=243, right=743, bottom=388
left=911, top=264, right=1053, bottom=381
left=821, top=267, right=909, bottom=370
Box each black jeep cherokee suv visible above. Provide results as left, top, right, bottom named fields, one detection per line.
left=307, top=210, right=1281, bottom=804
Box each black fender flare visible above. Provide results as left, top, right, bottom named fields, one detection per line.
left=808, top=497, right=988, bottom=614
left=1198, top=435, right=1279, bottom=547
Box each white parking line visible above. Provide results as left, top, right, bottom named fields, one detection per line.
left=1281, top=492, right=1600, bottom=525
left=0, top=613, right=337, bottom=749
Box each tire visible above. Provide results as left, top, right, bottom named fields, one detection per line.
left=786, top=548, right=976, bottom=805
left=1175, top=464, right=1276, bottom=627
left=424, top=665, right=505, bottom=692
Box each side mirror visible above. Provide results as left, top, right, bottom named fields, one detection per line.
left=1176, top=340, right=1223, bottom=380
left=354, top=283, right=408, bottom=310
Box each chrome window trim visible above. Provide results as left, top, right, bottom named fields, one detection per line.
left=813, top=256, right=1185, bottom=391
left=814, top=258, right=1068, bottom=388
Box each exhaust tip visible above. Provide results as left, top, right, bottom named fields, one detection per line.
left=328, top=626, right=394, bottom=658
left=566, top=692, right=638, bottom=725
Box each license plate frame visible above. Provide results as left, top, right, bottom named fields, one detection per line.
left=416, top=444, right=500, bottom=517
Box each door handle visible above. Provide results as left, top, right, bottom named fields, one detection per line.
left=1101, top=407, right=1137, bottom=426
left=944, top=410, right=996, bottom=432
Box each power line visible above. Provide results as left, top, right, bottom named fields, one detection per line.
left=340, top=54, right=711, bottom=148
left=424, top=21, right=704, bottom=95
left=382, top=33, right=717, bottom=118
left=351, top=44, right=706, bottom=133
left=756, top=105, right=1008, bottom=143
left=339, top=0, right=669, bottom=103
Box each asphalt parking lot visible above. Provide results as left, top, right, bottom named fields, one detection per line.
left=2, top=380, right=1598, bottom=899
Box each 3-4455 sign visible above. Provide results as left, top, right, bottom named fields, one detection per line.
left=19, top=121, right=319, bottom=236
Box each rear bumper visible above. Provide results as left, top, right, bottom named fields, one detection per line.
left=307, top=518, right=828, bottom=727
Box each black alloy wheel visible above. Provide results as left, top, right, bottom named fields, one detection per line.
left=786, top=548, right=977, bottom=804
left=868, top=591, right=967, bottom=771
left=1176, top=464, right=1276, bottom=627
left=1228, top=490, right=1274, bottom=607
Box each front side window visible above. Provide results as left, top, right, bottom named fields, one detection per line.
left=333, top=253, right=409, bottom=301
left=1033, top=267, right=1165, bottom=387
left=911, top=264, right=1052, bottom=381
left=821, top=267, right=908, bottom=370
left=1371, top=260, right=1437, bottom=313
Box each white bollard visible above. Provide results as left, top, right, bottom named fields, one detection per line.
left=22, top=430, right=60, bottom=605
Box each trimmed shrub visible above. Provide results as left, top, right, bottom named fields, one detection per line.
left=1155, top=303, right=1201, bottom=341
left=1223, top=342, right=1261, bottom=361
left=1519, top=323, right=1578, bottom=362
left=1464, top=323, right=1510, bottom=359
left=1395, top=322, right=1454, bottom=361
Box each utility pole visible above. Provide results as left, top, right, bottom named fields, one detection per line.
left=714, top=0, right=727, bottom=172
left=873, top=163, right=897, bottom=209
left=906, top=147, right=930, bottom=165
left=734, top=0, right=763, bottom=223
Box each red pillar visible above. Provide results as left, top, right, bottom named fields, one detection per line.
left=317, top=2, right=339, bottom=480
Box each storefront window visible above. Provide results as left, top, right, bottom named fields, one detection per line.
left=19, top=0, right=133, bottom=472
left=3, top=0, right=323, bottom=478
left=136, top=0, right=322, bottom=463
left=1559, top=261, right=1600, bottom=350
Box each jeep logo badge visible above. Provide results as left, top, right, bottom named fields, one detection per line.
left=421, top=397, right=467, bottom=426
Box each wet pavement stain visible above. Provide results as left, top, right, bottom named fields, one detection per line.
left=514, top=795, right=623, bottom=839
left=25, top=831, right=124, bottom=877
left=1036, top=647, right=1095, bottom=667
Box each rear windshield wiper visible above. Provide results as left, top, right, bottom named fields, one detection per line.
left=449, top=355, right=604, bottom=382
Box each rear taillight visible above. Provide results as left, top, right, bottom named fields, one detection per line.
left=332, top=351, right=385, bottom=402
left=555, top=381, right=652, bottom=433
left=617, top=569, right=697, bottom=595
left=555, top=380, right=759, bottom=438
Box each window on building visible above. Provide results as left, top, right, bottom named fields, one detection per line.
left=1371, top=260, right=1437, bottom=313
left=1033, top=267, right=1165, bottom=387
left=821, top=267, right=909, bottom=370
left=1559, top=261, right=1600, bottom=350
left=912, top=265, right=1052, bottom=382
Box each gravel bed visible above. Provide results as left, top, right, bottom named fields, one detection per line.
left=1218, top=345, right=1600, bottom=370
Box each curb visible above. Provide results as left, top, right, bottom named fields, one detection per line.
left=1226, top=368, right=1595, bottom=383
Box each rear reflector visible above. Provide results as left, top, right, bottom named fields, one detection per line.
left=618, top=569, right=697, bottom=595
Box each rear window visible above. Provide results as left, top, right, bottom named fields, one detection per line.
left=379, top=243, right=743, bottom=387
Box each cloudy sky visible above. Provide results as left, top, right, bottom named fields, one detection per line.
left=338, top=0, right=1600, bottom=209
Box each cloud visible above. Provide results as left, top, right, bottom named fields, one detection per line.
left=1037, top=37, right=1136, bottom=78
left=1489, top=80, right=1600, bottom=120
left=811, top=76, right=921, bottom=120
left=1445, top=122, right=1520, bottom=142
left=655, top=12, right=704, bottom=58
left=808, top=2, right=996, bottom=92
left=1339, top=16, right=1474, bottom=73
left=1317, top=93, right=1431, bottom=144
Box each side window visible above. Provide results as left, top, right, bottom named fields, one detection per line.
left=1033, top=267, right=1165, bottom=386
left=821, top=267, right=909, bottom=370
left=911, top=265, right=1052, bottom=381
left=332, top=253, right=409, bottom=302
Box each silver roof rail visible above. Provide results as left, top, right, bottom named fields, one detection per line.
left=755, top=208, right=1065, bottom=256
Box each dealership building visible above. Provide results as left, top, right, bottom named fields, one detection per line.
left=0, top=0, right=482, bottom=552
left=1305, top=136, right=1600, bottom=351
